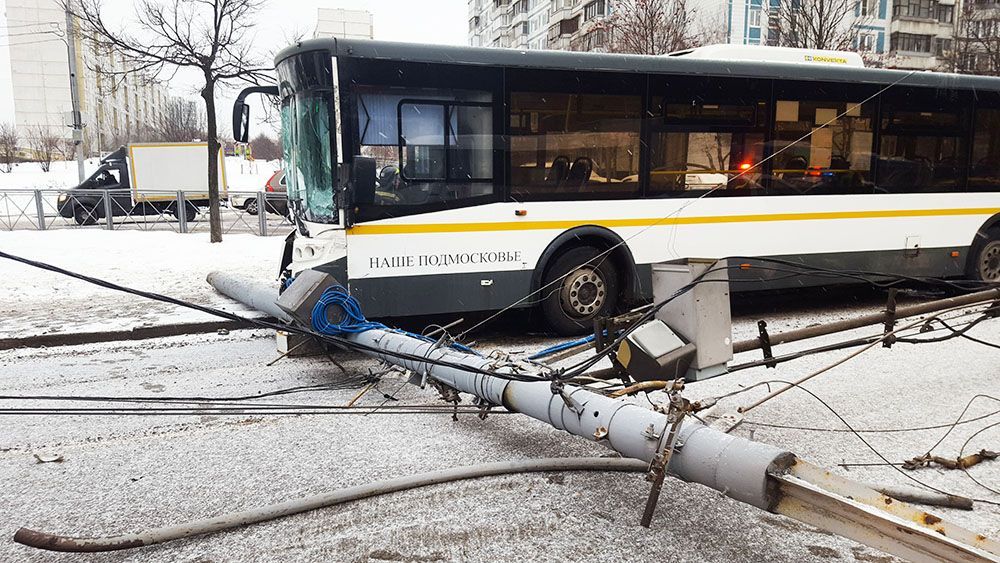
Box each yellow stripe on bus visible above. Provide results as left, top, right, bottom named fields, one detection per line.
left=346, top=207, right=1000, bottom=236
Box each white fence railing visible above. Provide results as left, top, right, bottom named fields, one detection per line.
left=0, top=188, right=294, bottom=236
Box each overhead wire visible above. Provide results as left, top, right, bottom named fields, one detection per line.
left=716, top=378, right=1000, bottom=506
left=0, top=250, right=548, bottom=383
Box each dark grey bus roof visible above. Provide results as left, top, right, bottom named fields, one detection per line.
left=276, top=37, right=1000, bottom=93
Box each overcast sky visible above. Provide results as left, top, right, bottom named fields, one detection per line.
left=127, top=0, right=468, bottom=136
left=1, top=0, right=470, bottom=135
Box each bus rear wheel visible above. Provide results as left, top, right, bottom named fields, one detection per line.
left=971, top=228, right=1000, bottom=282
left=541, top=246, right=619, bottom=336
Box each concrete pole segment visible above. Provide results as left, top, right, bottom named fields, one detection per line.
left=349, top=329, right=793, bottom=511
left=206, top=271, right=293, bottom=323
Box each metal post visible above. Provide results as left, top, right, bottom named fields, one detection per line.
left=103, top=190, right=113, bottom=230
left=177, top=191, right=188, bottom=234
left=34, top=190, right=46, bottom=230
left=64, top=9, right=85, bottom=184
left=205, top=276, right=1000, bottom=562
left=258, top=191, right=267, bottom=236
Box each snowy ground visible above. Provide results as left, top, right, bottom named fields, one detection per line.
left=0, top=229, right=286, bottom=339
left=0, top=230, right=998, bottom=561
left=0, top=315, right=997, bottom=562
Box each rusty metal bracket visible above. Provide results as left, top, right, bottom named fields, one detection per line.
left=883, top=288, right=898, bottom=348
left=757, top=320, right=776, bottom=368
left=640, top=386, right=689, bottom=528
left=550, top=378, right=584, bottom=415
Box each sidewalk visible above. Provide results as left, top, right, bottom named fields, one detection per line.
left=0, top=230, right=286, bottom=341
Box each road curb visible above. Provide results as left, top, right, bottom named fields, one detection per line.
left=0, top=319, right=270, bottom=351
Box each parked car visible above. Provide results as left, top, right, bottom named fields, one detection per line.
left=230, top=169, right=288, bottom=216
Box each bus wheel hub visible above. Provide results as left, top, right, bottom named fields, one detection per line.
left=563, top=268, right=605, bottom=317
left=982, top=242, right=1000, bottom=280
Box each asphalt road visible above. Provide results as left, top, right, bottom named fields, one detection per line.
left=1, top=296, right=998, bottom=562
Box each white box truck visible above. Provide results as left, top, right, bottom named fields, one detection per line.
left=58, top=143, right=228, bottom=225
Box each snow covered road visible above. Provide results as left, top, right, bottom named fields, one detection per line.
left=0, top=309, right=998, bottom=561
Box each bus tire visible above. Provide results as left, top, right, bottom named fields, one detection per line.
left=969, top=227, right=1000, bottom=282
left=541, top=246, right=620, bottom=336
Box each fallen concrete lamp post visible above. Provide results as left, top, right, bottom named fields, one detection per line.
left=216, top=273, right=1000, bottom=561
left=15, top=272, right=984, bottom=562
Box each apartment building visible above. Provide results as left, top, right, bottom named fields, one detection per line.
left=315, top=8, right=374, bottom=40
left=466, top=0, right=966, bottom=73
left=0, top=0, right=171, bottom=156
left=725, top=0, right=958, bottom=70
left=468, top=0, right=610, bottom=52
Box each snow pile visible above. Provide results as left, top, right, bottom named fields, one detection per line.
left=0, top=229, right=285, bottom=339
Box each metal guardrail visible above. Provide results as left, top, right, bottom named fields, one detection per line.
left=0, top=188, right=294, bottom=236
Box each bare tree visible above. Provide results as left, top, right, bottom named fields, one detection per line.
left=158, top=98, right=207, bottom=142
left=944, top=3, right=1000, bottom=76
left=68, top=0, right=272, bottom=243
left=773, top=0, right=870, bottom=51
left=605, top=0, right=696, bottom=55
left=0, top=123, right=18, bottom=173
left=251, top=133, right=280, bottom=161
left=29, top=126, right=61, bottom=173
left=58, top=137, right=77, bottom=162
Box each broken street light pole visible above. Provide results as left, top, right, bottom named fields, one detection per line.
left=202, top=273, right=1000, bottom=561
left=346, top=328, right=1000, bottom=562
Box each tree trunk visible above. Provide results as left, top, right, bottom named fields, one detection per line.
left=202, top=78, right=223, bottom=243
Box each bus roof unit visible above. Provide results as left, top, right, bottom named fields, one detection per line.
left=667, top=44, right=866, bottom=68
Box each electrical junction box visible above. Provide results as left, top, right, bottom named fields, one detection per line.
left=652, top=258, right=733, bottom=381
left=276, top=269, right=342, bottom=328
left=616, top=320, right=696, bottom=382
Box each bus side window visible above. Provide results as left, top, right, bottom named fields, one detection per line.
left=970, top=107, right=1000, bottom=192
left=648, top=76, right=768, bottom=198
left=509, top=92, right=641, bottom=199
left=770, top=95, right=875, bottom=196
left=876, top=88, right=968, bottom=194
left=355, top=86, right=493, bottom=206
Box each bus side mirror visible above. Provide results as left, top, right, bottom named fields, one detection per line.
left=234, top=103, right=250, bottom=144
left=231, top=85, right=279, bottom=144
left=352, top=156, right=377, bottom=206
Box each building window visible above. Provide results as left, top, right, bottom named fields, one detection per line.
left=859, top=0, right=876, bottom=16
left=859, top=33, right=876, bottom=51
left=937, top=4, right=953, bottom=22
left=584, top=0, right=606, bottom=21
left=892, top=0, right=935, bottom=19
left=748, top=7, right=762, bottom=27
left=892, top=32, right=932, bottom=52
left=584, top=29, right=606, bottom=49
left=935, top=37, right=952, bottom=56
left=559, top=16, right=580, bottom=34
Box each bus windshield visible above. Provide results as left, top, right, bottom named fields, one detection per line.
left=282, top=91, right=336, bottom=223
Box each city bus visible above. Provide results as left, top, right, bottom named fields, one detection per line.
left=234, top=39, right=1000, bottom=334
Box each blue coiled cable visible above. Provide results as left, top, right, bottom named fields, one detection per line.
left=311, top=286, right=387, bottom=334
left=311, top=285, right=480, bottom=356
